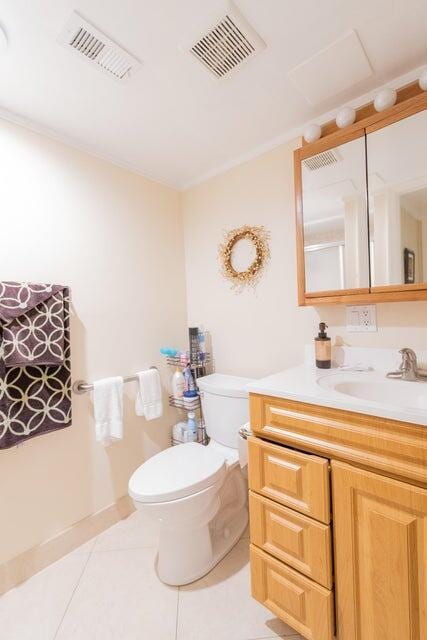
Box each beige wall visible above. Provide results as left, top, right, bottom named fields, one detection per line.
left=183, top=139, right=427, bottom=379
left=3, top=118, right=427, bottom=568
left=0, top=119, right=187, bottom=565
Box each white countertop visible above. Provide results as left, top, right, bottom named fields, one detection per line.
left=247, top=361, right=427, bottom=427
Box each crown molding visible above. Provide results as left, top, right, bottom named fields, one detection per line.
left=0, top=64, right=425, bottom=192
left=182, top=64, right=426, bottom=190
left=0, top=106, right=180, bottom=191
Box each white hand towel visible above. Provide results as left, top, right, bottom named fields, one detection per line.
left=93, top=377, right=124, bottom=446
left=135, top=369, right=163, bottom=420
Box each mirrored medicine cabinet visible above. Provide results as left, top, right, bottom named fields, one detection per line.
left=294, top=83, right=427, bottom=306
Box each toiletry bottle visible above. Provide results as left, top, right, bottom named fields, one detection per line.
left=186, top=411, right=198, bottom=442
left=183, top=364, right=198, bottom=396
left=172, top=421, right=188, bottom=444
left=180, top=351, right=189, bottom=367
left=171, top=368, right=185, bottom=400
left=315, top=322, right=331, bottom=369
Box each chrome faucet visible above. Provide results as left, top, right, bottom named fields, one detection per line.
left=386, top=348, right=427, bottom=382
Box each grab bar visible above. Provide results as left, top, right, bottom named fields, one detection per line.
left=72, top=366, right=158, bottom=395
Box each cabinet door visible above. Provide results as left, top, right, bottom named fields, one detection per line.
left=332, top=461, right=427, bottom=640
left=298, top=133, right=370, bottom=297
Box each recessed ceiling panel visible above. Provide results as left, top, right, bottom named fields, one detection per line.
left=288, top=30, right=373, bottom=105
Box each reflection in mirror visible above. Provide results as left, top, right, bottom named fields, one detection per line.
left=367, top=109, right=427, bottom=287
left=301, top=136, right=369, bottom=293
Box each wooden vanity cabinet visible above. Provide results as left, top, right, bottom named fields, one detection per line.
left=248, top=393, right=427, bottom=640
left=332, top=461, right=427, bottom=640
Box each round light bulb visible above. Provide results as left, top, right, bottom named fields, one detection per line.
left=335, top=107, right=356, bottom=129
left=374, top=88, right=397, bottom=112
left=303, top=124, right=321, bottom=144
left=419, top=68, right=427, bottom=91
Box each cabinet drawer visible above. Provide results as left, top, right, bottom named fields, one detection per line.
left=249, top=492, right=332, bottom=588
left=251, top=545, right=334, bottom=640
left=248, top=437, right=330, bottom=523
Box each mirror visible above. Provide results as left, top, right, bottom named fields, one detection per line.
left=301, top=136, right=370, bottom=293
left=367, top=109, right=427, bottom=287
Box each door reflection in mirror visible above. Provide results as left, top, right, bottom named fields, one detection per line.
left=367, top=109, right=427, bottom=287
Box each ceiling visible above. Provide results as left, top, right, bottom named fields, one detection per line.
left=1, top=0, right=426, bottom=189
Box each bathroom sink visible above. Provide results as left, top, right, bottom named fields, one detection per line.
left=317, top=371, right=427, bottom=411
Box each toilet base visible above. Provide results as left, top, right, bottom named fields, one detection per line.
left=157, top=506, right=248, bottom=586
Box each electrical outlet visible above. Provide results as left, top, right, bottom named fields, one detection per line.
left=346, top=305, right=377, bottom=332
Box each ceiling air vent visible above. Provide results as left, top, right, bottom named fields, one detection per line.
left=302, top=149, right=340, bottom=171
left=58, top=11, right=141, bottom=81
left=189, top=2, right=265, bottom=79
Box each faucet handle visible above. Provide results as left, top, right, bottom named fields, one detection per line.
left=399, top=348, right=417, bottom=362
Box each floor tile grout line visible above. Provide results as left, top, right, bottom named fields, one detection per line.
left=175, top=586, right=180, bottom=640
left=51, top=549, right=93, bottom=640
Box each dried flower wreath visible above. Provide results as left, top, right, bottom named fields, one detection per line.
left=218, top=225, right=270, bottom=291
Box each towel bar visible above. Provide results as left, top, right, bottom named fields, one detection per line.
left=72, top=366, right=158, bottom=395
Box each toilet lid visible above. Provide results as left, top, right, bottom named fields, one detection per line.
left=129, top=442, right=226, bottom=503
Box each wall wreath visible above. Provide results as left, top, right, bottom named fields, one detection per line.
left=218, top=225, right=270, bottom=291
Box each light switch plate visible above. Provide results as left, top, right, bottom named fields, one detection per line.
left=346, top=305, right=377, bottom=332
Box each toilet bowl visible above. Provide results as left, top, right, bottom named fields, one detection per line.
left=128, top=373, right=253, bottom=586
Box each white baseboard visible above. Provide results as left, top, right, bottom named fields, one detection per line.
left=0, top=495, right=135, bottom=596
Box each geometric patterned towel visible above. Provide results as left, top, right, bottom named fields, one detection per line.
left=0, top=282, right=72, bottom=449
left=2, top=289, right=65, bottom=366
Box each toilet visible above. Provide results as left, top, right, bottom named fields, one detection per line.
left=128, top=373, right=253, bottom=586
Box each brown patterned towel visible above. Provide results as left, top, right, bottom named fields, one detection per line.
left=0, top=282, right=72, bottom=449
left=1, top=287, right=66, bottom=366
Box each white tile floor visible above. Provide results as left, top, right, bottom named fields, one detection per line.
left=0, top=511, right=303, bottom=640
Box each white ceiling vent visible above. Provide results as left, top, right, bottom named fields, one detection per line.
left=58, top=12, right=141, bottom=81
left=189, top=2, right=265, bottom=79
left=303, top=149, right=340, bottom=171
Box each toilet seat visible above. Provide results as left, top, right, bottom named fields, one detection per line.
left=129, top=442, right=226, bottom=504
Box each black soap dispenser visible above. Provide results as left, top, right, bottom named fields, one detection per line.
left=315, top=322, right=331, bottom=369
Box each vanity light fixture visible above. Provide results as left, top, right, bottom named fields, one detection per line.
left=419, top=68, right=427, bottom=91
left=335, top=107, right=356, bottom=129
left=373, top=88, right=397, bottom=112
left=303, top=123, right=322, bottom=143
left=0, top=24, right=7, bottom=53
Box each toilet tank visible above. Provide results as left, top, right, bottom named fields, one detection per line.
left=197, top=373, right=254, bottom=448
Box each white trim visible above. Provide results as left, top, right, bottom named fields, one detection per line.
left=304, top=214, right=344, bottom=227
left=0, top=495, right=134, bottom=596
left=0, top=65, right=425, bottom=191
left=0, top=106, right=180, bottom=191
left=183, top=64, right=427, bottom=190
left=304, top=240, right=345, bottom=252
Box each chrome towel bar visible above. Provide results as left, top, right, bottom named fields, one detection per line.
left=72, top=366, right=158, bottom=395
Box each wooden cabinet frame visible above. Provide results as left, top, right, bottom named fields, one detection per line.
left=295, top=82, right=427, bottom=306
left=249, top=393, right=427, bottom=640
